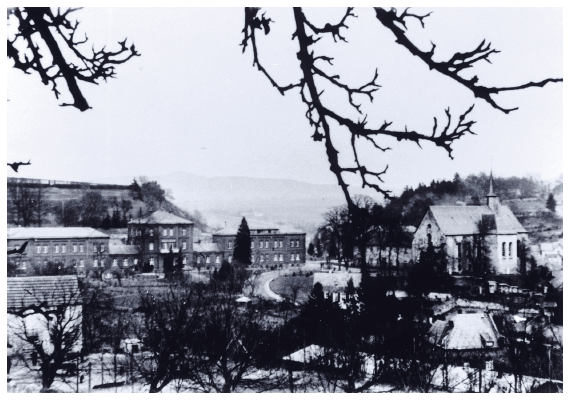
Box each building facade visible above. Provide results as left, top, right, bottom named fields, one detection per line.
left=212, top=226, right=306, bottom=268
left=412, top=178, right=529, bottom=275
left=127, top=210, right=193, bottom=273
left=7, top=227, right=110, bottom=275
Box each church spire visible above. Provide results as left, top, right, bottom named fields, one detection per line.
left=487, top=172, right=499, bottom=212
left=488, top=171, right=496, bottom=197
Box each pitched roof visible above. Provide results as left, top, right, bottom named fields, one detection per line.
left=194, top=243, right=223, bottom=253
left=213, top=226, right=304, bottom=236
left=429, top=313, right=500, bottom=350
left=129, top=210, right=192, bottom=225
left=7, top=227, right=109, bottom=240
left=428, top=205, right=527, bottom=236
left=109, top=244, right=139, bottom=255
left=7, top=275, right=81, bottom=309
left=313, top=272, right=362, bottom=291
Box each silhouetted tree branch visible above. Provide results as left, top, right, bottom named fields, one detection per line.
left=7, top=7, right=140, bottom=111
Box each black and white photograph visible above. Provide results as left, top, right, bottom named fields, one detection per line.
left=6, top=4, right=563, bottom=393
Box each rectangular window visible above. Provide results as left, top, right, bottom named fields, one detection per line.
left=183, top=257, right=187, bottom=265
left=206, top=256, right=211, bottom=264
left=197, top=257, right=201, bottom=264
left=123, top=259, right=128, bottom=267
left=296, top=240, right=300, bottom=247
left=182, top=242, right=187, bottom=250
left=229, top=256, right=233, bottom=263
left=113, top=258, right=118, bottom=267
left=265, top=240, right=269, bottom=248
left=274, top=240, right=278, bottom=248
left=228, top=241, right=233, bottom=249
left=93, top=260, right=98, bottom=268
left=150, top=230, right=154, bottom=236
left=55, top=245, right=59, bottom=254
left=182, top=229, right=186, bottom=236
left=260, top=255, right=264, bottom=262
left=458, top=243, right=462, bottom=260
left=62, top=245, right=66, bottom=253
left=169, top=228, right=174, bottom=237
left=250, top=241, right=254, bottom=249
left=296, top=253, right=300, bottom=261
left=163, top=229, right=167, bottom=236
left=279, top=254, right=283, bottom=262
left=36, top=246, right=41, bottom=254
left=100, top=245, right=105, bottom=253
left=79, top=259, right=85, bottom=267
left=215, top=256, right=220, bottom=264
left=93, top=245, right=97, bottom=253
left=43, top=245, right=48, bottom=254
left=22, top=261, right=27, bottom=269
left=149, top=243, right=154, bottom=251
left=274, top=254, right=278, bottom=262
left=280, top=240, right=283, bottom=248
left=79, top=244, right=84, bottom=253
left=291, top=253, right=294, bottom=261
left=73, top=245, right=77, bottom=253
left=150, top=257, right=154, bottom=266
left=290, top=240, right=294, bottom=247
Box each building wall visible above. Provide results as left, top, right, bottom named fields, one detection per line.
left=127, top=223, right=193, bottom=272
left=412, top=210, right=446, bottom=261
left=7, top=237, right=110, bottom=275
left=213, top=232, right=306, bottom=267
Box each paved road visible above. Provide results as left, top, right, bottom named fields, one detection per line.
left=253, top=262, right=326, bottom=301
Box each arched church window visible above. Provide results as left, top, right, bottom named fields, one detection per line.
left=502, top=242, right=506, bottom=257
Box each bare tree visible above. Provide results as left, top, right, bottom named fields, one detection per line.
left=242, top=7, right=562, bottom=213
left=7, top=179, right=36, bottom=226
left=7, top=7, right=139, bottom=111
left=7, top=276, right=84, bottom=391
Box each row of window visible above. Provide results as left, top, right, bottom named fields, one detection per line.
left=132, top=227, right=188, bottom=237
left=257, top=253, right=301, bottom=262
left=35, top=244, right=105, bottom=254
left=148, top=241, right=187, bottom=251
left=196, top=255, right=221, bottom=264
left=234, top=239, right=302, bottom=250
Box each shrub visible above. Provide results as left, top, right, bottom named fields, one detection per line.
left=292, top=272, right=297, bottom=277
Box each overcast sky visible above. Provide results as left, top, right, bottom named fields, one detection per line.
left=6, top=7, right=563, bottom=196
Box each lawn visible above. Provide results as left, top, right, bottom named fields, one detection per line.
left=269, top=275, right=314, bottom=304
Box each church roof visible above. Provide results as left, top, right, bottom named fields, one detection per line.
left=428, top=205, right=527, bottom=236
left=129, top=210, right=193, bottom=225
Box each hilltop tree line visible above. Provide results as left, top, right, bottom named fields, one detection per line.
left=7, top=176, right=208, bottom=231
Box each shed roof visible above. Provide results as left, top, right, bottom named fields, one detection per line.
left=313, top=272, right=361, bottom=291
left=7, top=227, right=109, bottom=240
left=7, top=275, right=81, bottom=309
left=428, top=205, right=526, bottom=236
left=109, top=244, right=139, bottom=255
left=129, top=210, right=192, bottom=225
left=194, top=243, right=223, bottom=253
left=428, top=313, right=500, bottom=350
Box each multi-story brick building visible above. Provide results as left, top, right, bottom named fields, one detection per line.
left=127, top=210, right=193, bottom=273
left=7, top=227, right=110, bottom=275
left=212, top=226, right=306, bottom=268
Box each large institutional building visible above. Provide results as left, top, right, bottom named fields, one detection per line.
left=8, top=211, right=306, bottom=274
left=212, top=226, right=306, bottom=268
left=412, top=178, right=528, bottom=275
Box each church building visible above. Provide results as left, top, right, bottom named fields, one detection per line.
left=412, top=177, right=528, bottom=275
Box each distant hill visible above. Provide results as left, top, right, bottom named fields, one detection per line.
left=91, top=172, right=372, bottom=233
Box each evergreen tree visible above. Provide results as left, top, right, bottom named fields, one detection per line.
left=130, top=178, right=142, bottom=200
left=307, top=242, right=315, bottom=257
left=233, top=217, right=252, bottom=265
left=101, top=213, right=111, bottom=230
left=137, top=207, right=144, bottom=220
left=217, top=259, right=233, bottom=282
left=111, top=208, right=121, bottom=229
left=546, top=193, right=556, bottom=212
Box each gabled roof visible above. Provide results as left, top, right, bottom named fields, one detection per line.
left=7, top=275, right=81, bottom=309
left=129, top=210, right=193, bottom=225
left=7, top=227, right=109, bottom=240
left=109, top=244, right=139, bottom=255
left=427, top=205, right=526, bottom=236
left=428, top=313, right=500, bottom=350
left=194, top=243, right=223, bottom=253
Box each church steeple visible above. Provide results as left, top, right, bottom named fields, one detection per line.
left=486, top=172, right=500, bottom=212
